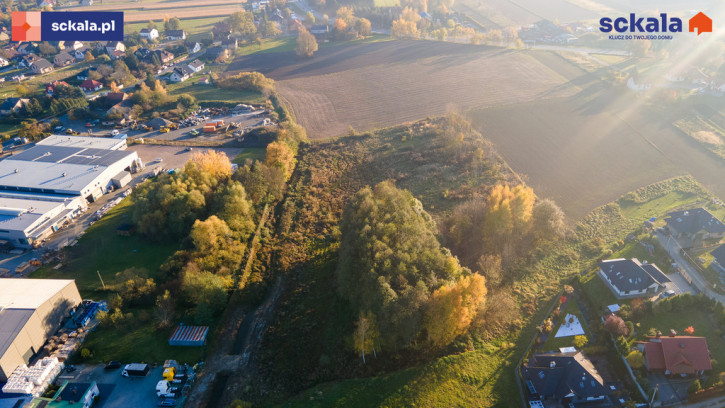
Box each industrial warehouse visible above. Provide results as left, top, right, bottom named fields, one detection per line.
left=0, top=135, right=142, bottom=248
left=0, top=279, right=81, bottom=382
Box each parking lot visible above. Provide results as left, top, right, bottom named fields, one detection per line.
left=128, top=145, right=244, bottom=170
left=58, top=364, right=181, bottom=408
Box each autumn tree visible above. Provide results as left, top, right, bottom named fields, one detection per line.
left=164, top=16, right=181, bottom=31
left=188, top=215, right=245, bottom=274
left=424, top=273, right=487, bottom=347
left=212, top=181, right=255, bottom=238
left=226, top=11, right=257, bottom=40
left=155, top=289, right=175, bottom=327
left=356, top=18, right=371, bottom=37
left=626, top=350, right=644, bottom=369
left=295, top=27, right=318, bottom=58
left=391, top=19, right=419, bottom=39
left=574, top=335, right=588, bottom=349
left=337, top=181, right=468, bottom=349
left=604, top=314, right=628, bottom=337
left=353, top=311, right=379, bottom=363
left=336, top=6, right=355, bottom=26
left=84, top=50, right=95, bottom=62
left=684, top=326, right=695, bottom=335
left=266, top=141, right=296, bottom=179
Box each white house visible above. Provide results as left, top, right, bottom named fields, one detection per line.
left=166, top=30, right=186, bottom=40
left=0, top=57, right=9, bottom=67
left=627, top=77, right=651, bottom=92
left=598, top=258, right=669, bottom=298
left=187, top=59, right=204, bottom=73
left=170, top=66, right=194, bottom=83
left=140, top=28, right=159, bottom=41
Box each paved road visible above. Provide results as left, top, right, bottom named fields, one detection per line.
left=656, top=231, right=725, bottom=304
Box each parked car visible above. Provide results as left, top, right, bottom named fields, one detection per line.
left=660, top=289, right=676, bottom=299
left=189, top=129, right=199, bottom=136
left=105, top=361, right=122, bottom=370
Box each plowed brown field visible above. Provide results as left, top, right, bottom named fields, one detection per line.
left=227, top=40, right=583, bottom=139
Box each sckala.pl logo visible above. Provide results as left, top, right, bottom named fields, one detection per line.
left=600, top=12, right=712, bottom=40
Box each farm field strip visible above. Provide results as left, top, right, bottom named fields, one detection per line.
left=233, top=41, right=584, bottom=139
left=69, top=0, right=243, bottom=11
left=122, top=6, right=246, bottom=22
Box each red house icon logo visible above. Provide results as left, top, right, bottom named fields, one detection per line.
left=11, top=11, right=41, bottom=42
left=689, top=12, right=712, bottom=35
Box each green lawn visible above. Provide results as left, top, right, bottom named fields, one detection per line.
left=167, top=81, right=265, bottom=104
left=30, top=198, right=178, bottom=296
left=611, top=234, right=674, bottom=274
left=581, top=273, right=618, bottom=312
left=540, top=300, right=591, bottom=352
left=233, top=148, right=266, bottom=164
left=635, top=306, right=725, bottom=373
left=125, top=16, right=225, bottom=36
left=234, top=37, right=297, bottom=56
left=81, top=318, right=206, bottom=364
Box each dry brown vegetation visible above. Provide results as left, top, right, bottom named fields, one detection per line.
left=227, top=40, right=581, bottom=139
left=68, top=0, right=245, bottom=22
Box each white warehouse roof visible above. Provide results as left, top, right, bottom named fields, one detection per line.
left=0, top=279, right=77, bottom=309
left=37, top=135, right=127, bottom=151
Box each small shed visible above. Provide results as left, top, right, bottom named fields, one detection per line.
left=169, top=325, right=209, bottom=346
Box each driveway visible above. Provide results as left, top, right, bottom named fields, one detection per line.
left=656, top=231, right=725, bottom=304
left=650, top=373, right=687, bottom=406
left=58, top=364, right=163, bottom=408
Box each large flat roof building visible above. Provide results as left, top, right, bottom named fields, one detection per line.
left=0, top=279, right=81, bottom=382
left=36, top=135, right=127, bottom=151
left=0, top=136, right=142, bottom=247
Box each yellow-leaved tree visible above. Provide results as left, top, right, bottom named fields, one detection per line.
left=424, top=273, right=487, bottom=347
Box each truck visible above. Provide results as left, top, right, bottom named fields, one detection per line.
left=156, top=380, right=179, bottom=397
left=122, top=363, right=150, bottom=377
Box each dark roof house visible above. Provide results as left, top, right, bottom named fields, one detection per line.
left=710, top=243, right=725, bottom=271
left=522, top=351, right=610, bottom=406
left=598, top=258, right=669, bottom=299
left=666, top=208, right=725, bottom=247
left=643, top=336, right=712, bottom=376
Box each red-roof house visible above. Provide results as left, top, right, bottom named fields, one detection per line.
left=45, top=80, right=70, bottom=96
left=80, top=79, right=103, bottom=93
left=643, top=336, right=711, bottom=376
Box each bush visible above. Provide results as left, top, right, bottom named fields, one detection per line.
left=688, top=379, right=702, bottom=395
left=80, top=348, right=91, bottom=360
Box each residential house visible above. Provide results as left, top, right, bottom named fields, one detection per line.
left=170, top=65, right=194, bottom=83
left=80, top=0, right=94, bottom=5
left=598, top=258, right=669, bottom=299
left=0, top=57, right=8, bottom=67
left=31, top=59, right=54, bottom=74
left=187, top=59, right=204, bottom=73
left=109, top=50, right=125, bottom=60
left=105, top=92, right=128, bottom=105
left=66, top=41, right=84, bottom=50
left=18, top=53, right=40, bottom=68
left=666, top=208, right=725, bottom=247
left=627, top=76, right=651, bottom=92
left=80, top=79, right=103, bottom=92
left=166, top=30, right=186, bottom=40
left=186, top=41, right=202, bottom=54
left=206, top=47, right=229, bottom=61
left=522, top=351, right=611, bottom=407
left=37, top=0, right=55, bottom=6
left=73, top=47, right=91, bottom=59
left=134, top=48, right=152, bottom=61
left=53, top=51, right=75, bottom=67
left=140, top=28, right=159, bottom=41
left=157, top=49, right=174, bottom=64
left=709, top=244, right=725, bottom=273
left=94, top=41, right=108, bottom=51
left=105, top=41, right=125, bottom=54
left=45, top=80, right=70, bottom=96
left=0, top=98, right=29, bottom=115
left=2, top=47, right=19, bottom=60
left=643, top=335, right=711, bottom=376
left=16, top=43, right=35, bottom=55
left=198, top=77, right=210, bottom=85
left=0, top=32, right=9, bottom=42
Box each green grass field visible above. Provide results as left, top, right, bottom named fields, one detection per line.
left=233, top=148, right=266, bottom=164
left=81, top=318, right=206, bottom=364
left=125, top=16, right=226, bottom=36
left=30, top=198, right=178, bottom=296
left=167, top=81, right=266, bottom=104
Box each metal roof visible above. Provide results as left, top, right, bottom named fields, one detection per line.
left=0, top=196, right=67, bottom=233
left=666, top=208, right=725, bottom=235
left=36, top=135, right=126, bottom=151
left=7, top=145, right=132, bottom=166
left=169, top=325, right=209, bottom=346
left=599, top=258, right=666, bottom=293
